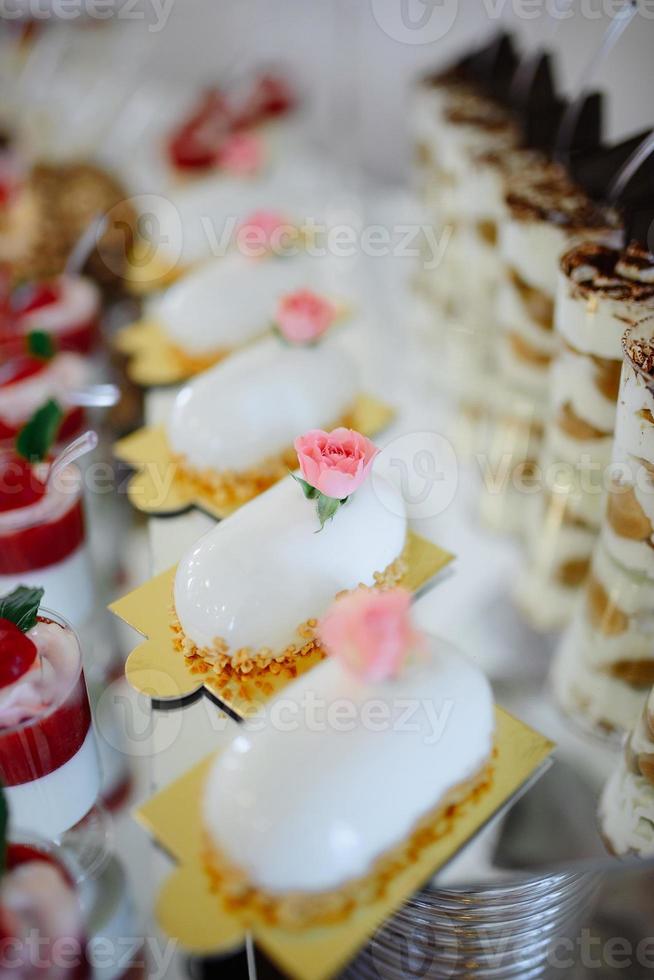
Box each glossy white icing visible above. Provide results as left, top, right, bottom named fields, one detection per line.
left=204, top=637, right=494, bottom=893
left=174, top=468, right=407, bottom=654
left=168, top=335, right=359, bottom=471
left=152, top=252, right=343, bottom=356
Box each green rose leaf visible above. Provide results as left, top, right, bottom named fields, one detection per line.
left=16, top=399, right=64, bottom=463
left=291, top=472, right=319, bottom=500
left=316, top=493, right=341, bottom=530
left=0, top=585, right=44, bottom=633
left=27, top=330, right=56, bottom=361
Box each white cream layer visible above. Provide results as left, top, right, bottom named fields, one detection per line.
left=152, top=252, right=344, bottom=356
left=0, top=544, right=96, bottom=629
left=599, top=762, right=654, bottom=857
left=18, top=275, right=100, bottom=335
left=501, top=219, right=572, bottom=297
left=550, top=345, right=618, bottom=435
left=496, top=275, right=557, bottom=352
left=174, top=469, right=407, bottom=655
left=168, top=336, right=359, bottom=472
left=614, top=366, right=654, bottom=466
left=4, top=728, right=100, bottom=838
left=204, top=637, right=494, bottom=893
left=556, top=271, right=654, bottom=360
left=583, top=543, right=654, bottom=671
left=0, top=353, right=89, bottom=427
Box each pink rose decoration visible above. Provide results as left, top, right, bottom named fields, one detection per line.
left=319, top=588, right=422, bottom=682
left=276, top=290, right=336, bottom=344
left=236, top=209, right=293, bottom=257
left=295, top=427, right=379, bottom=501
left=218, top=132, right=264, bottom=176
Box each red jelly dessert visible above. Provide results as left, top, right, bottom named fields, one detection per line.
left=0, top=611, right=100, bottom=839
left=0, top=353, right=87, bottom=446
left=168, top=90, right=231, bottom=170
left=1, top=840, right=89, bottom=979
left=0, top=455, right=94, bottom=626
left=8, top=275, right=101, bottom=355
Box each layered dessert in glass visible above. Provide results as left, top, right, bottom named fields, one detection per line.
left=0, top=836, right=89, bottom=979
left=0, top=274, right=101, bottom=358
left=0, top=454, right=95, bottom=627
left=599, top=684, right=654, bottom=856
left=0, top=351, right=88, bottom=448
left=0, top=602, right=101, bottom=838
left=552, top=317, right=654, bottom=735
left=480, top=171, right=620, bottom=533
left=516, top=242, right=654, bottom=629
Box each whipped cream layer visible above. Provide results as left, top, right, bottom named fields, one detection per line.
left=614, top=342, right=654, bottom=465
left=557, top=244, right=654, bottom=359
left=496, top=274, right=557, bottom=352
left=602, top=449, right=654, bottom=579
left=599, top=763, right=654, bottom=857
left=174, top=470, right=407, bottom=655
left=152, top=252, right=345, bottom=356
left=204, top=637, right=494, bottom=893
left=0, top=619, right=80, bottom=728
left=17, top=275, right=100, bottom=335
left=0, top=353, right=88, bottom=428
left=436, top=94, right=518, bottom=176
left=552, top=614, right=647, bottom=735
left=168, top=336, right=359, bottom=472
left=550, top=345, right=619, bottom=436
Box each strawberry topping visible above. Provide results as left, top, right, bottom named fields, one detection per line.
left=0, top=619, right=37, bottom=688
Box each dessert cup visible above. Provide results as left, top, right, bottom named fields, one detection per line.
left=482, top=173, right=621, bottom=536
left=0, top=352, right=88, bottom=447
left=0, top=609, right=101, bottom=839
left=551, top=319, right=654, bottom=736
left=0, top=458, right=96, bottom=627
left=5, top=275, right=102, bottom=355
left=516, top=244, right=654, bottom=630
left=599, top=685, right=654, bottom=857
left=1, top=835, right=89, bottom=979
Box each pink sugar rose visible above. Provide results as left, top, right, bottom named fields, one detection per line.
left=236, top=209, right=292, bottom=257
left=218, top=132, right=264, bottom=176
left=319, top=588, right=421, bottom=683
left=276, top=290, right=336, bottom=344
left=294, top=427, right=379, bottom=501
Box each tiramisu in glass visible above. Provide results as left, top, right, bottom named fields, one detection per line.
left=516, top=242, right=654, bottom=628
left=0, top=450, right=95, bottom=627
left=599, top=684, right=654, bottom=856
left=552, top=317, right=654, bottom=735
left=0, top=591, right=101, bottom=838
left=480, top=171, right=620, bottom=532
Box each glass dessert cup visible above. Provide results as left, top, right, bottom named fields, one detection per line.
left=0, top=458, right=96, bottom=627
left=4, top=276, right=102, bottom=356
left=551, top=320, right=654, bottom=737
left=0, top=354, right=87, bottom=449
left=0, top=609, right=101, bottom=840
left=0, top=834, right=90, bottom=980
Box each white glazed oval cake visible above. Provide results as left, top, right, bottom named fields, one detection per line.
left=173, top=470, right=407, bottom=674
left=167, top=336, right=360, bottom=506
left=150, top=252, right=343, bottom=359
left=203, top=635, right=494, bottom=925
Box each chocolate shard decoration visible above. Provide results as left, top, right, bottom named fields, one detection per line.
left=625, top=203, right=654, bottom=249
left=571, top=129, right=652, bottom=200
left=510, top=51, right=559, bottom=113
left=555, top=91, right=603, bottom=164
left=467, top=32, right=520, bottom=102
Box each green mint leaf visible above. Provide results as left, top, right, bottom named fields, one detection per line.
left=0, top=585, right=44, bottom=633
left=316, top=493, right=341, bottom=531
left=290, top=472, right=319, bottom=499
left=0, top=785, right=6, bottom=879
left=26, top=330, right=56, bottom=360
left=16, top=399, right=64, bottom=463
